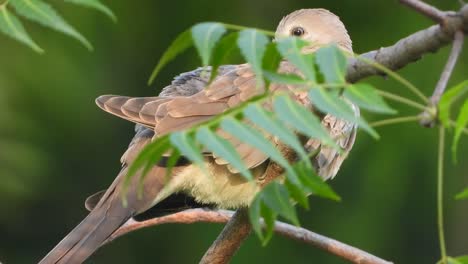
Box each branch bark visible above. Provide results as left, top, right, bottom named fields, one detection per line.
left=106, top=209, right=392, bottom=264
left=346, top=4, right=468, bottom=83
left=400, top=0, right=447, bottom=24
left=199, top=209, right=251, bottom=264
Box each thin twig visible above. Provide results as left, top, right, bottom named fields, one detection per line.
left=274, top=221, right=392, bottom=264
left=105, top=208, right=393, bottom=264
left=346, top=4, right=468, bottom=83
left=431, top=31, right=465, bottom=106
left=399, top=0, right=447, bottom=24
left=199, top=209, right=251, bottom=264
left=371, top=116, right=421, bottom=128
left=420, top=30, right=465, bottom=127
left=352, top=55, right=428, bottom=103
left=377, top=90, right=427, bottom=111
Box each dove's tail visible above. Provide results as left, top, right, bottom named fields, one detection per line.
left=38, top=191, right=132, bottom=264
left=38, top=167, right=139, bottom=264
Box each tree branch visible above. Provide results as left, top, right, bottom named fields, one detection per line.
left=430, top=30, right=465, bottom=106
left=420, top=30, right=465, bottom=127
left=199, top=209, right=251, bottom=264
left=346, top=4, right=467, bottom=83
left=399, top=0, right=447, bottom=24
left=106, top=209, right=392, bottom=264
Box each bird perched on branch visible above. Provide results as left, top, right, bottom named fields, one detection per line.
left=40, top=8, right=357, bottom=264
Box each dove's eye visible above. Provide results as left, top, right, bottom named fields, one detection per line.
left=291, top=27, right=305, bottom=37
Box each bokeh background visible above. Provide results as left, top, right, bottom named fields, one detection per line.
left=0, top=0, right=467, bottom=263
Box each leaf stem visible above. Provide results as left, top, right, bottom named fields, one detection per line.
left=222, top=23, right=275, bottom=37
left=370, top=116, right=420, bottom=127
left=377, top=90, right=428, bottom=111
left=437, top=126, right=447, bottom=264
left=349, top=52, right=429, bottom=103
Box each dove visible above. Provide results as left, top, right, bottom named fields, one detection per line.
left=39, top=8, right=357, bottom=264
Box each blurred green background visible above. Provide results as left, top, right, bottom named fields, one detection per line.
left=0, top=0, right=467, bottom=263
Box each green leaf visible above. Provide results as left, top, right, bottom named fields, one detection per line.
left=439, top=80, right=468, bottom=128
left=170, top=131, right=205, bottom=169
left=344, top=83, right=397, bottom=114
left=294, top=161, right=340, bottom=201
left=249, top=196, right=263, bottom=240
left=0, top=5, right=43, bottom=53
left=191, top=22, right=226, bottom=67
left=10, top=0, right=92, bottom=50
left=64, top=0, right=116, bottom=22
left=273, top=95, right=336, bottom=148
left=284, top=178, right=309, bottom=209
left=315, top=45, right=347, bottom=84
left=261, top=181, right=299, bottom=225
left=309, top=87, right=379, bottom=138
left=455, top=187, right=468, bottom=200
left=276, top=37, right=316, bottom=82
left=220, top=117, right=298, bottom=184
left=122, top=135, right=171, bottom=205
left=262, top=42, right=283, bottom=88
left=448, top=256, right=468, bottom=264
left=264, top=71, right=305, bottom=85
left=243, top=104, right=309, bottom=161
left=195, top=127, right=253, bottom=180
left=262, top=42, right=282, bottom=72
left=210, top=32, right=239, bottom=81
left=260, top=201, right=277, bottom=245
left=237, top=29, right=269, bottom=83
left=126, top=135, right=171, bottom=181
left=164, top=148, right=181, bottom=182
left=452, top=99, right=468, bottom=162
left=148, top=29, right=193, bottom=85
left=249, top=195, right=278, bottom=245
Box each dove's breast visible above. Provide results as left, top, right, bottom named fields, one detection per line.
left=152, top=160, right=267, bottom=209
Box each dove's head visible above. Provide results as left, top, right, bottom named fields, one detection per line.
left=275, top=9, right=352, bottom=53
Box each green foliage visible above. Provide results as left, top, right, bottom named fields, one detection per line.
left=64, top=0, right=116, bottom=22
left=455, top=187, right=468, bottom=200
left=344, top=83, right=396, bottom=114
left=237, top=29, right=269, bottom=84
left=439, top=80, right=468, bottom=128
left=309, top=86, right=378, bottom=138
left=315, top=45, right=347, bottom=84
left=210, top=32, right=239, bottom=81
left=195, top=127, right=253, bottom=180
left=273, top=95, right=336, bottom=148
left=447, top=256, right=468, bottom=264
left=276, top=37, right=316, bottom=82
left=220, top=117, right=298, bottom=184
left=0, top=0, right=114, bottom=52
left=243, top=104, right=308, bottom=161
left=438, top=80, right=468, bottom=162
left=452, top=99, right=468, bottom=162
left=129, top=21, right=467, bottom=246
left=148, top=29, right=193, bottom=85
left=191, top=22, right=226, bottom=67
left=0, top=4, right=42, bottom=52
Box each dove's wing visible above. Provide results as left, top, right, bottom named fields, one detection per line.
left=305, top=103, right=359, bottom=180
left=96, top=64, right=278, bottom=172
